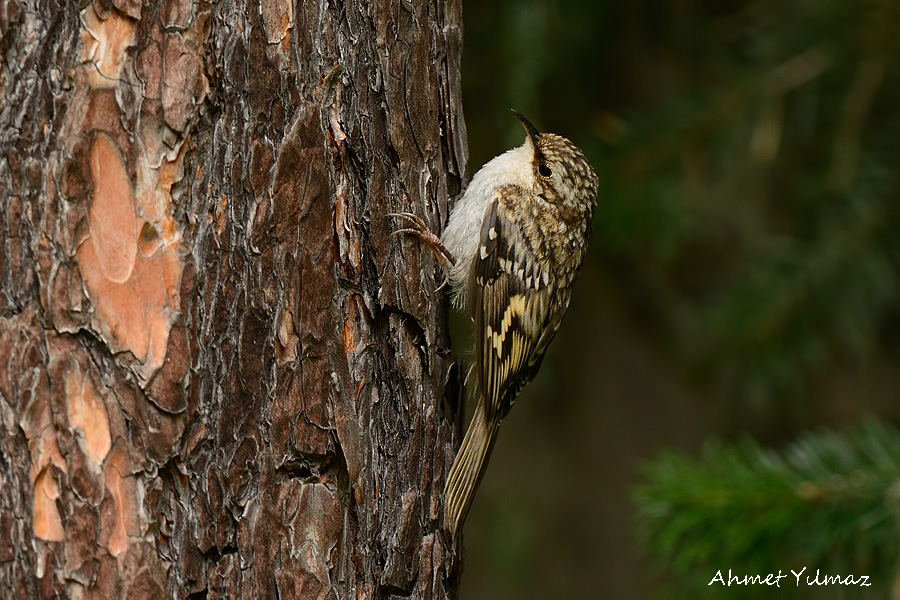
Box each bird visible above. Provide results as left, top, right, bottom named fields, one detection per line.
left=391, top=110, right=599, bottom=538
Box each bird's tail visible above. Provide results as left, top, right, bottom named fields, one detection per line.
left=444, top=399, right=498, bottom=538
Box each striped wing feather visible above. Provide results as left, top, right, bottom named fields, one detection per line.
left=472, top=186, right=565, bottom=424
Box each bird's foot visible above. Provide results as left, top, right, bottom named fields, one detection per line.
left=389, top=212, right=458, bottom=272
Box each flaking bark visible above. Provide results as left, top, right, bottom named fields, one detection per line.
left=0, top=0, right=466, bottom=597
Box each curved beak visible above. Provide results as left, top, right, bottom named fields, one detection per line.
left=511, top=109, right=541, bottom=148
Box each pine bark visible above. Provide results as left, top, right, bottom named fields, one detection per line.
left=0, top=0, right=466, bottom=597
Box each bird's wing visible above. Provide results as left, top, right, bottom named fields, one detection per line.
left=472, top=186, right=564, bottom=423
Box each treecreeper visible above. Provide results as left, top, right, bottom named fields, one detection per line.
left=391, top=110, right=599, bottom=538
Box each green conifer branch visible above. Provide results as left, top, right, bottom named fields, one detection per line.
left=636, top=420, right=900, bottom=595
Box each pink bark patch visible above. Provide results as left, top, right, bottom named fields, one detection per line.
left=33, top=468, right=64, bottom=542
left=102, top=445, right=140, bottom=557
left=77, top=135, right=184, bottom=381
left=80, top=5, right=136, bottom=88
left=88, top=134, right=136, bottom=284
left=65, top=365, right=112, bottom=469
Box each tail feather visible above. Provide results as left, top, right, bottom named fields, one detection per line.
left=444, top=400, right=498, bottom=537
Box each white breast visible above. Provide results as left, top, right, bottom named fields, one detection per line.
left=441, top=140, right=534, bottom=306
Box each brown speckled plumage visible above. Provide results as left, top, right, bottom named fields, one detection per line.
left=392, top=111, right=598, bottom=539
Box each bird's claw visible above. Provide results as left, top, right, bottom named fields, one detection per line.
left=387, top=212, right=430, bottom=232
left=434, top=272, right=451, bottom=292
left=388, top=212, right=457, bottom=268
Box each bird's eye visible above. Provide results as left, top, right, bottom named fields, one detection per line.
left=539, top=163, right=552, bottom=177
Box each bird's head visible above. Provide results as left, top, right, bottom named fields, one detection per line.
left=512, top=109, right=599, bottom=211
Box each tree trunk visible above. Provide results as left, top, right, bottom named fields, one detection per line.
left=0, top=0, right=466, bottom=597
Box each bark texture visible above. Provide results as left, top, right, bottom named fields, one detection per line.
left=0, top=0, right=466, bottom=597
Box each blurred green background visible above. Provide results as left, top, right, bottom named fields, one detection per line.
left=456, top=0, right=900, bottom=597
